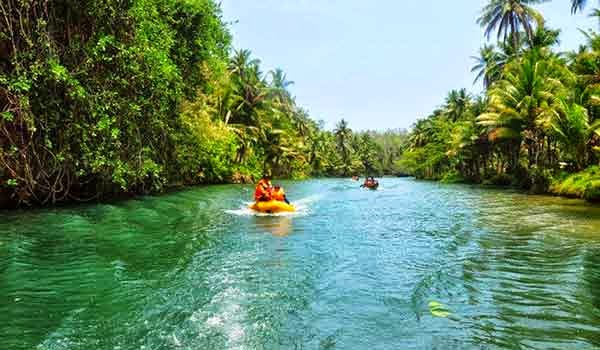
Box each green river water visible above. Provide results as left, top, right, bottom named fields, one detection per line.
left=1, top=178, right=600, bottom=350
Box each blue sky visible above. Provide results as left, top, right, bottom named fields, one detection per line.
left=220, top=1, right=597, bottom=131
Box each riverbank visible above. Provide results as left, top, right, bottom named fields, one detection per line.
left=422, top=166, right=600, bottom=203
left=3, top=168, right=598, bottom=210
left=0, top=172, right=401, bottom=210
left=549, top=167, right=600, bottom=202
left=0, top=172, right=255, bottom=210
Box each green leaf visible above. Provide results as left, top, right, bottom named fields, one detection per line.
left=11, top=77, right=30, bottom=92
left=6, top=179, right=17, bottom=187
left=49, top=60, right=69, bottom=82
left=428, top=301, right=452, bottom=318
left=1, top=111, right=14, bottom=121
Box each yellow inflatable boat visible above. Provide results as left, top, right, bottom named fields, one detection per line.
left=249, top=200, right=296, bottom=213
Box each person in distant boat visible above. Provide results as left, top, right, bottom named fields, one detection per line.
left=361, top=176, right=377, bottom=188
left=254, top=175, right=272, bottom=202
left=271, top=185, right=290, bottom=204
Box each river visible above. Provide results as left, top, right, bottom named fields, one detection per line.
left=1, top=178, right=600, bottom=349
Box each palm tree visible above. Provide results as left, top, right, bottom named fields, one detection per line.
left=307, top=128, right=327, bottom=172
left=269, top=68, right=295, bottom=111
left=356, top=133, right=379, bottom=174
left=408, top=118, right=436, bottom=149
left=229, top=124, right=260, bottom=164
left=477, top=0, right=546, bottom=50
left=270, top=68, right=294, bottom=93
left=228, top=50, right=268, bottom=126
left=571, top=0, right=590, bottom=13
left=445, top=89, right=471, bottom=122
left=471, top=45, right=506, bottom=88
left=542, top=98, right=597, bottom=169
left=477, top=50, right=569, bottom=171
left=229, top=49, right=261, bottom=78
left=528, top=26, right=561, bottom=49
left=589, top=7, right=600, bottom=20
left=334, top=119, right=352, bottom=172
left=569, top=30, right=600, bottom=122
left=292, top=108, right=311, bottom=138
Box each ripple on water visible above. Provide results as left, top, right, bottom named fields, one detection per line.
left=2, top=178, right=600, bottom=349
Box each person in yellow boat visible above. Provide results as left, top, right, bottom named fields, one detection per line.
left=270, top=185, right=290, bottom=204
left=254, top=175, right=272, bottom=202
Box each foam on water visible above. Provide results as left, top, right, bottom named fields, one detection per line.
left=225, top=194, right=322, bottom=218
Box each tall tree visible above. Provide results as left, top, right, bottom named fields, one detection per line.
left=334, top=119, right=352, bottom=173
left=269, top=68, right=295, bottom=110
left=543, top=98, right=599, bottom=169
left=445, top=89, right=472, bottom=122
left=571, top=0, right=590, bottom=13
left=528, top=26, right=561, bottom=49
left=477, top=50, right=570, bottom=171
left=471, top=45, right=506, bottom=88
left=478, top=0, right=546, bottom=50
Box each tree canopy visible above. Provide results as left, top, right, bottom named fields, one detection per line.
left=401, top=0, right=600, bottom=200
left=0, top=0, right=407, bottom=207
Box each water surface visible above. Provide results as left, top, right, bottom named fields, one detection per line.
left=1, top=178, right=600, bottom=349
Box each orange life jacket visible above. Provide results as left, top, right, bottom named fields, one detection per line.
left=254, top=179, right=272, bottom=201
left=271, top=188, right=286, bottom=201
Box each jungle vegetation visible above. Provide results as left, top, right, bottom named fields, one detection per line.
left=399, top=0, right=600, bottom=201
left=4, top=0, right=599, bottom=207
left=0, top=0, right=406, bottom=207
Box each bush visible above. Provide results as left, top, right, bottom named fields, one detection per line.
left=550, top=166, right=600, bottom=202
left=583, top=180, right=600, bottom=202
left=528, top=168, right=553, bottom=194
left=512, top=166, right=531, bottom=189
left=440, top=170, right=465, bottom=184
left=174, top=101, right=237, bottom=184
left=484, top=173, right=512, bottom=186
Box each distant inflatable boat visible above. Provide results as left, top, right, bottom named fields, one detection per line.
left=363, top=182, right=379, bottom=190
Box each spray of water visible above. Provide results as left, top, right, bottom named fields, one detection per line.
left=225, top=194, right=322, bottom=218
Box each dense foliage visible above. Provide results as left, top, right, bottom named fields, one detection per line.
left=0, top=0, right=406, bottom=207
left=400, top=1, right=600, bottom=201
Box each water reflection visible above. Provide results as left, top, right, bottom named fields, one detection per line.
left=253, top=216, right=293, bottom=237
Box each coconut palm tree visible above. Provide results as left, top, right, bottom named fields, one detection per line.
left=445, top=89, right=472, bottom=122
left=356, top=133, right=380, bottom=174
left=334, top=119, right=353, bottom=172
left=542, top=98, right=597, bottom=169
left=270, top=68, right=294, bottom=93
left=477, top=0, right=546, bottom=50
left=292, top=108, right=311, bottom=138
left=269, top=68, right=295, bottom=111
left=471, top=45, right=506, bottom=88
left=229, top=49, right=260, bottom=78
left=408, top=118, right=437, bottom=149
left=589, top=8, right=600, bottom=21
left=477, top=50, right=569, bottom=170
left=528, top=26, right=561, bottom=49
left=228, top=50, right=269, bottom=126
left=571, top=0, right=590, bottom=13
